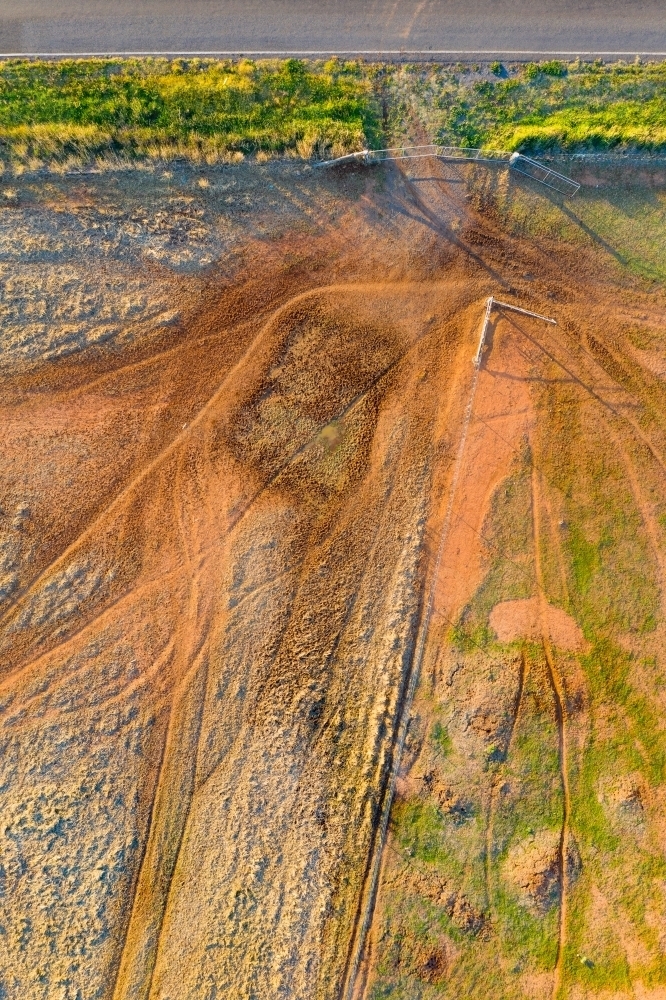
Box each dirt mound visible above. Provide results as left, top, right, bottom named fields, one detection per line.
left=503, top=830, right=581, bottom=914
left=411, top=942, right=451, bottom=984
left=601, top=773, right=648, bottom=835
left=489, top=597, right=588, bottom=651
left=405, top=865, right=486, bottom=935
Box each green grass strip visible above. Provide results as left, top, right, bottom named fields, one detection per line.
left=0, top=57, right=381, bottom=167
left=390, top=59, right=666, bottom=153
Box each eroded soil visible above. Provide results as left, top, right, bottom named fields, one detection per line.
left=2, top=155, right=666, bottom=1000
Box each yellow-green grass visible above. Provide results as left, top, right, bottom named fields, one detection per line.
left=0, top=57, right=381, bottom=169
left=370, top=281, right=666, bottom=995
left=472, top=169, right=666, bottom=285
left=388, top=59, right=666, bottom=154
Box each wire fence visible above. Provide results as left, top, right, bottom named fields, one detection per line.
left=366, top=144, right=513, bottom=164
left=315, top=144, right=582, bottom=196
left=317, top=145, right=666, bottom=167
left=315, top=144, right=512, bottom=168
left=508, top=152, right=581, bottom=195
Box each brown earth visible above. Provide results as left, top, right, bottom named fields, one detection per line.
left=503, top=828, right=582, bottom=915
left=355, top=157, right=666, bottom=1000
left=2, top=154, right=666, bottom=1000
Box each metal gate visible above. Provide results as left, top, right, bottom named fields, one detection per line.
left=315, top=144, right=580, bottom=197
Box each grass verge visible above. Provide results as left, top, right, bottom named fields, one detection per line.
left=4, top=57, right=666, bottom=174
left=0, top=57, right=381, bottom=171
left=387, top=59, right=666, bottom=153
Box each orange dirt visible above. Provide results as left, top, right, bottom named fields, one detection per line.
left=3, top=154, right=666, bottom=1000
left=489, top=597, right=587, bottom=651
left=432, top=310, right=536, bottom=627
left=0, top=162, right=488, bottom=999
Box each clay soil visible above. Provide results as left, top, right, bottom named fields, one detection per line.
left=2, top=156, right=666, bottom=1000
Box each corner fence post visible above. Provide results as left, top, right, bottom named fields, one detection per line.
left=474, top=296, right=494, bottom=368
left=474, top=297, right=557, bottom=368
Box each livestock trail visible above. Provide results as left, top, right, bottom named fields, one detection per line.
left=532, top=463, right=572, bottom=1000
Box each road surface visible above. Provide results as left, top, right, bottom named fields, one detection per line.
left=1, top=0, right=665, bottom=59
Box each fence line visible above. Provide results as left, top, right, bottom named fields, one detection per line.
left=315, top=144, right=581, bottom=195
left=315, top=144, right=512, bottom=168
left=340, top=308, right=485, bottom=1000
left=508, top=152, right=581, bottom=195
left=474, top=295, right=557, bottom=368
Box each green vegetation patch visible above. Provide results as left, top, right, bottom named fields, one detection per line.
left=5, top=56, right=666, bottom=169
left=431, top=721, right=453, bottom=758
left=390, top=59, right=666, bottom=153
left=492, top=885, right=559, bottom=970
left=0, top=57, right=381, bottom=168
left=393, top=799, right=465, bottom=873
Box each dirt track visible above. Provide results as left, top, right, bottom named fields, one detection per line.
left=2, top=155, right=666, bottom=1000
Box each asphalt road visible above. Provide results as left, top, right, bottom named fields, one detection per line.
left=1, top=0, right=665, bottom=59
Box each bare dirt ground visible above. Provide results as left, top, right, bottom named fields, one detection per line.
left=489, top=598, right=587, bottom=651
left=2, top=154, right=666, bottom=1000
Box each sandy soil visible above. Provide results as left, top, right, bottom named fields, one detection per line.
left=0, top=160, right=474, bottom=1000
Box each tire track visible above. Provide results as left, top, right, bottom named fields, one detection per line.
left=8, top=293, right=440, bottom=686
left=111, top=642, right=210, bottom=1000
left=0, top=564, right=185, bottom=693
left=518, top=320, right=666, bottom=478
left=0, top=280, right=432, bottom=649
left=484, top=648, right=529, bottom=918
left=112, top=443, right=215, bottom=1000
left=531, top=461, right=571, bottom=1000
left=5, top=634, right=177, bottom=726
left=608, top=422, right=666, bottom=619
left=113, top=285, right=438, bottom=998
left=605, top=421, right=666, bottom=778
left=341, top=309, right=484, bottom=1000
left=0, top=282, right=364, bottom=636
